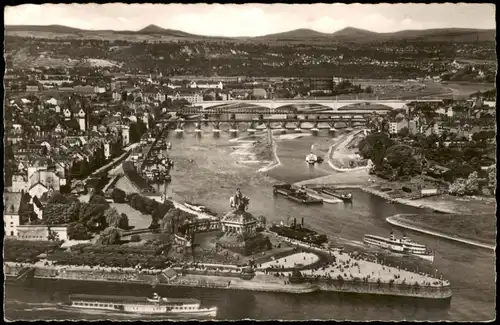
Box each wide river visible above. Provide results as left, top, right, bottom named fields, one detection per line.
left=5, top=125, right=495, bottom=321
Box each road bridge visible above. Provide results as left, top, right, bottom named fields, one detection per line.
left=193, top=99, right=444, bottom=110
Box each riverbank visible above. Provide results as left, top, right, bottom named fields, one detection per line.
left=258, top=136, right=281, bottom=173
left=327, top=129, right=369, bottom=172
left=386, top=214, right=496, bottom=250
left=295, top=171, right=494, bottom=215
left=4, top=250, right=451, bottom=300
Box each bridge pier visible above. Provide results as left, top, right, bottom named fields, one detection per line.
left=175, top=122, right=184, bottom=135
left=311, top=121, right=319, bottom=134
left=278, top=121, right=287, bottom=134
left=247, top=121, right=256, bottom=135
left=229, top=122, right=238, bottom=136
left=212, top=121, right=221, bottom=135
left=194, top=121, right=202, bottom=133
left=294, top=121, right=302, bottom=133
left=328, top=122, right=337, bottom=135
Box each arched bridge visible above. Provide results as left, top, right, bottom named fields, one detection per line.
left=157, top=114, right=369, bottom=131
left=193, top=99, right=444, bottom=111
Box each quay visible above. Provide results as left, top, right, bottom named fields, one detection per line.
left=5, top=236, right=451, bottom=300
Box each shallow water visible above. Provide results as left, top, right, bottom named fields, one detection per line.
left=5, top=127, right=495, bottom=321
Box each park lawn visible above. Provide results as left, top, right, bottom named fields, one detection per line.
left=111, top=203, right=152, bottom=230
left=394, top=213, right=496, bottom=246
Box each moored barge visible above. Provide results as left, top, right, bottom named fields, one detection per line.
left=317, top=187, right=353, bottom=202
left=273, top=184, right=323, bottom=204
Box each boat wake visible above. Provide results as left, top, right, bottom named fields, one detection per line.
left=23, top=307, right=60, bottom=312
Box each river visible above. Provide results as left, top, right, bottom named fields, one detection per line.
left=5, top=126, right=495, bottom=321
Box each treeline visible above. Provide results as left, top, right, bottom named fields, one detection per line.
left=4, top=239, right=62, bottom=263
left=41, top=193, right=131, bottom=241
left=358, top=131, right=496, bottom=196
left=47, top=240, right=173, bottom=269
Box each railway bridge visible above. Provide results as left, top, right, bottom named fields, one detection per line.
left=157, top=114, right=369, bottom=135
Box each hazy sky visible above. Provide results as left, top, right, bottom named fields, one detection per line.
left=5, top=3, right=496, bottom=37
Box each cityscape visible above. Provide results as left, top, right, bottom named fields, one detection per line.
left=3, top=3, right=496, bottom=322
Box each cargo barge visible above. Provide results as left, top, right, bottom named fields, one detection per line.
left=273, top=184, right=323, bottom=204
left=317, top=187, right=353, bottom=202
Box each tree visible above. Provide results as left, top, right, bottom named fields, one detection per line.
left=358, top=132, right=395, bottom=169
left=89, top=194, right=109, bottom=206
left=66, top=119, right=81, bottom=132
left=449, top=171, right=480, bottom=196
left=111, top=188, right=126, bottom=203
left=384, top=144, right=421, bottom=178
left=67, top=222, right=91, bottom=240
left=47, top=227, right=60, bottom=241
left=397, top=127, right=409, bottom=138
left=96, top=227, right=122, bottom=245
left=104, top=207, right=122, bottom=228
left=118, top=213, right=130, bottom=230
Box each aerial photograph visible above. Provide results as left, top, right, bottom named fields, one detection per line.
left=3, top=3, right=496, bottom=321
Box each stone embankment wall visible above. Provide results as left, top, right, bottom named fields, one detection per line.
left=5, top=263, right=450, bottom=299
left=315, top=279, right=452, bottom=300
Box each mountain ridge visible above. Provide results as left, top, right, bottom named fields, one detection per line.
left=4, top=24, right=495, bottom=43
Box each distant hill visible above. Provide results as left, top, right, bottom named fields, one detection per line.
left=136, top=24, right=198, bottom=38
left=5, top=24, right=83, bottom=33
left=4, top=24, right=496, bottom=43
left=257, top=28, right=331, bottom=39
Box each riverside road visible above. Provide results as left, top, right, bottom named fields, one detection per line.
left=5, top=127, right=495, bottom=321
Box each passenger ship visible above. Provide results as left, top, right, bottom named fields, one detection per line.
left=60, top=293, right=217, bottom=317
left=363, top=232, right=435, bottom=262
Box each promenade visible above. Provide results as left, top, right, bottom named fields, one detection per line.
left=266, top=232, right=448, bottom=288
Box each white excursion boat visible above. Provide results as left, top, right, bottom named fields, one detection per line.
left=183, top=201, right=217, bottom=217
left=363, top=232, right=435, bottom=262
left=305, top=153, right=318, bottom=164
left=61, top=293, right=217, bottom=317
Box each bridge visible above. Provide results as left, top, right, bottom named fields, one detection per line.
left=193, top=99, right=444, bottom=110
left=157, top=115, right=367, bottom=133
left=168, top=107, right=389, bottom=116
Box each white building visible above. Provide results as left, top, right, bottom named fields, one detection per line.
left=189, top=81, right=223, bottom=90
left=17, top=225, right=69, bottom=241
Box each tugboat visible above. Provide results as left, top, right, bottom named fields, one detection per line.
left=317, top=187, right=352, bottom=202
left=59, top=293, right=217, bottom=317
left=363, top=232, right=435, bottom=262
left=273, top=184, right=323, bottom=204
left=269, top=217, right=328, bottom=246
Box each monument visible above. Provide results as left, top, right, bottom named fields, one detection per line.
left=217, top=189, right=271, bottom=256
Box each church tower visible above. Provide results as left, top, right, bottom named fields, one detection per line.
left=78, top=109, right=86, bottom=132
